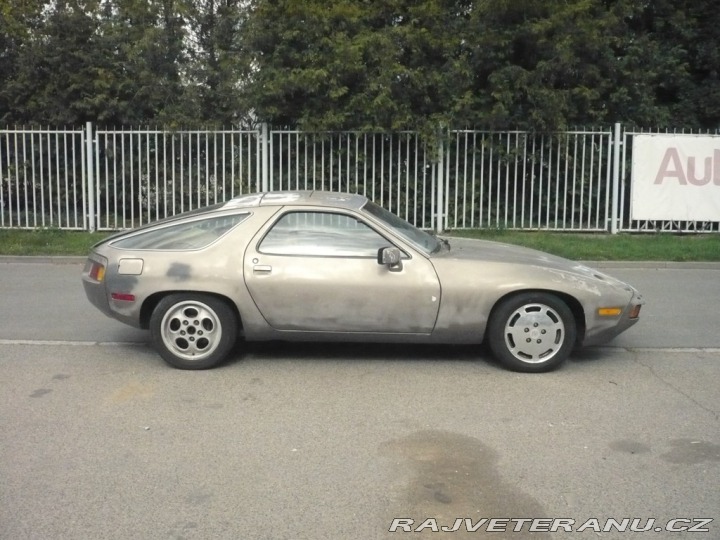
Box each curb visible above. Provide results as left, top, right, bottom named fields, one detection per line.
left=0, top=255, right=86, bottom=264
left=580, top=261, right=720, bottom=270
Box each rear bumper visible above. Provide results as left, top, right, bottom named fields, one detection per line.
left=81, top=257, right=114, bottom=318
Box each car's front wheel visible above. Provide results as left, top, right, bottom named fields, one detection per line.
left=149, top=293, right=238, bottom=370
left=487, top=292, right=576, bottom=373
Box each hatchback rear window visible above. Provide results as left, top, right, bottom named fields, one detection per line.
left=111, top=213, right=249, bottom=250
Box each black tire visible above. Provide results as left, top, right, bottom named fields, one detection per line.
left=149, top=293, right=238, bottom=370
left=487, top=292, right=576, bottom=373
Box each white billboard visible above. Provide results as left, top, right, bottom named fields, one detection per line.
left=631, top=134, right=720, bottom=221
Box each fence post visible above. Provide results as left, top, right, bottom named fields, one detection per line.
left=86, top=122, right=96, bottom=232
left=611, top=122, right=621, bottom=234
left=436, top=129, right=445, bottom=233
left=260, top=123, right=269, bottom=192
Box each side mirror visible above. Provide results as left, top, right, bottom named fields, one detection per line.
left=377, top=246, right=403, bottom=271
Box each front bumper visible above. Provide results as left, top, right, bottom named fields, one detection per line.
left=582, top=288, right=644, bottom=346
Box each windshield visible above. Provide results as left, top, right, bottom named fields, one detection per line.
left=362, top=201, right=441, bottom=255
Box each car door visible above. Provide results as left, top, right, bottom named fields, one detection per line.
left=243, top=210, right=441, bottom=333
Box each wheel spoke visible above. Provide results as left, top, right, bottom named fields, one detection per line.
left=160, top=301, right=223, bottom=361
left=504, top=303, right=566, bottom=364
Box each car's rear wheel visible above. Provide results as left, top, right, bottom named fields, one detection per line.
left=487, top=292, right=576, bottom=373
left=150, top=293, right=237, bottom=370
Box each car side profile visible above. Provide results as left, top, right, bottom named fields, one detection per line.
left=82, top=191, right=643, bottom=372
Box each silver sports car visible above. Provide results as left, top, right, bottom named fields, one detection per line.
left=82, top=191, right=643, bottom=372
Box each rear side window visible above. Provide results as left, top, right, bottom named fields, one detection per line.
left=111, top=213, right=249, bottom=250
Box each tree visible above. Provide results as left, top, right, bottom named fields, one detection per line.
left=1, top=0, right=187, bottom=125
left=457, top=0, right=688, bottom=129
left=0, top=0, right=46, bottom=123
left=1, top=0, right=106, bottom=124
left=244, top=0, right=474, bottom=133
left=2, top=0, right=719, bottom=130
left=95, top=0, right=187, bottom=125
left=243, top=0, right=720, bottom=132
left=618, top=0, right=720, bottom=129
left=180, top=0, right=253, bottom=127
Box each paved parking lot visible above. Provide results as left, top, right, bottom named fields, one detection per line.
left=1, top=260, right=718, bottom=539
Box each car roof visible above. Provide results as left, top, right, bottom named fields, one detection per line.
left=93, top=191, right=372, bottom=249
left=220, top=191, right=368, bottom=211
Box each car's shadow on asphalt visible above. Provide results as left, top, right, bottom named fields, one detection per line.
left=229, top=339, right=501, bottom=367
left=570, top=347, right=619, bottom=363
left=220, top=340, right=618, bottom=372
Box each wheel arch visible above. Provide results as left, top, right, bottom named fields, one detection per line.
left=140, top=290, right=243, bottom=331
left=485, top=289, right=586, bottom=345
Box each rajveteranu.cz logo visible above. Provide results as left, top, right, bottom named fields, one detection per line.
left=388, top=517, right=714, bottom=533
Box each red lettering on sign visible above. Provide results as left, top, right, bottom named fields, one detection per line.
left=654, top=147, right=720, bottom=185
left=654, top=148, right=686, bottom=185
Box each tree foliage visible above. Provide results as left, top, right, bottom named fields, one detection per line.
left=1, top=0, right=719, bottom=131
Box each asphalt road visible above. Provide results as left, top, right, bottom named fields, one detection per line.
left=1, top=259, right=719, bottom=539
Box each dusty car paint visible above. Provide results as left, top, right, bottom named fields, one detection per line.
left=82, top=191, right=643, bottom=370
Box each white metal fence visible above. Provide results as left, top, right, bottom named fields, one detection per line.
left=0, top=126, right=87, bottom=229
left=93, top=127, right=260, bottom=230
left=441, top=128, right=616, bottom=231
left=1, top=123, right=718, bottom=233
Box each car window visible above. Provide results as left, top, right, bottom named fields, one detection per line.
left=111, top=213, right=249, bottom=250
left=362, top=200, right=440, bottom=254
left=258, top=211, right=393, bottom=257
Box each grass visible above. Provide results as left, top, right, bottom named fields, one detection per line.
left=1, top=227, right=719, bottom=261
left=0, top=229, right=113, bottom=256
left=445, top=229, right=720, bottom=262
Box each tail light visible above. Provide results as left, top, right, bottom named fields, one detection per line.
left=88, top=260, right=106, bottom=282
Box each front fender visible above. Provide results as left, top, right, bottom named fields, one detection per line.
left=429, top=260, right=633, bottom=343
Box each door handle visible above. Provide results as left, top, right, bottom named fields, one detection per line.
left=253, top=265, right=272, bottom=275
